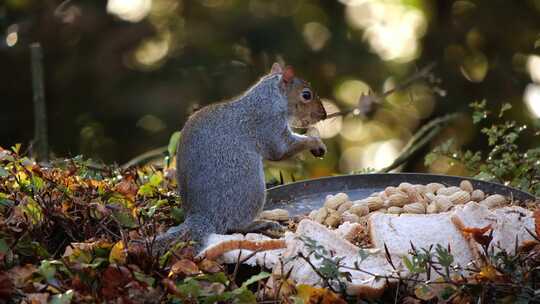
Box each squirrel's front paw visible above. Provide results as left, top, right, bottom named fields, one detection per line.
left=310, top=138, right=327, bottom=157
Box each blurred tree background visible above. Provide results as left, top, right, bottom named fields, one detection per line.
left=1, top=0, right=539, bottom=181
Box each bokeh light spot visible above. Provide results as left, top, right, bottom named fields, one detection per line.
left=344, top=0, right=427, bottom=62
left=133, top=32, right=171, bottom=69
left=524, top=83, right=540, bottom=118
left=107, top=0, right=152, bottom=23
left=460, top=52, right=488, bottom=82
left=6, top=32, right=17, bottom=47
left=314, top=100, right=342, bottom=138
left=137, top=114, right=166, bottom=132
left=303, top=22, right=331, bottom=51
left=335, top=79, right=370, bottom=106
left=527, top=55, right=540, bottom=83
left=340, top=139, right=402, bottom=172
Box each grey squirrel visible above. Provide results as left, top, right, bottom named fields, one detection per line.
left=153, top=63, right=327, bottom=254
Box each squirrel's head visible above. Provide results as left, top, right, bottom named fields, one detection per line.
left=271, top=63, right=327, bottom=128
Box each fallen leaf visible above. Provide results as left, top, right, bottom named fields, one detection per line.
left=414, top=283, right=436, bottom=300
left=534, top=209, right=540, bottom=238
left=461, top=224, right=493, bottom=247
left=101, top=266, right=132, bottom=299
left=49, top=289, right=74, bottom=304
left=109, top=241, right=127, bottom=265
left=0, top=271, right=14, bottom=300
left=162, top=278, right=181, bottom=297
left=478, top=264, right=503, bottom=281
left=116, top=179, right=138, bottom=200
left=198, top=259, right=222, bottom=273
left=9, top=264, right=37, bottom=288
left=26, top=293, right=49, bottom=304
left=169, top=259, right=200, bottom=277
left=296, top=284, right=346, bottom=304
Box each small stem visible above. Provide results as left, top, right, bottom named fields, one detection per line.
left=30, top=43, right=49, bottom=163
left=325, top=62, right=437, bottom=120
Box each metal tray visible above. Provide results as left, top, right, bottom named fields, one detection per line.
left=265, top=173, right=537, bottom=216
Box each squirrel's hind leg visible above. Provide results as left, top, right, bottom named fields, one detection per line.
left=151, top=214, right=218, bottom=255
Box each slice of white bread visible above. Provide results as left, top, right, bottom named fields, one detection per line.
left=197, top=203, right=537, bottom=297
left=451, top=202, right=536, bottom=255
left=279, top=219, right=394, bottom=297
left=368, top=211, right=476, bottom=277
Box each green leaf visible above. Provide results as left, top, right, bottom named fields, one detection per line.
left=81, top=258, right=108, bottom=269
left=134, top=272, right=155, bottom=286
left=49, top=289, right=74, bottom=304
left=0, top=194, right=14, bottom=207
left=414, top=283, right=436, bottom=301
left=358, top=248, right=371, bottom=263
left=475, top=171, right=496, bottom=181
left=137, top=183, right=155, bottom=197
left=147, top=199, right=167, bottom=217
left=440, top=286, right=457, bottom=300
left=168, top=131, right=182, bottom=158
left=39, top=260, right=59, bottom=282
left=424, top=152, right=438, bottom=166
left=202, top=292, right=233, bottom=304
left=499, top=103, right=512, bottom=117
left=402, top=255, right=415, bottom=273
left=0, top=166, right=8, bottom=177
left=240, top=271, right=270, bottom=289
left=197, top=272, right=229, bottom=284
left=21, top=198, right=43, bottom=224
left=0, top=239, right=9, bottom=254
left=231, top=287, right=257, bottom=304
left=149, top=173, right=163, bottom=187
left=31, top=175, right=44, bottom=191
left=535, top=38, right=540, bottom=49
left=435, top=244, right=454, bottom=267
left=32, top=242, right=51, bottom=258
left=178, top=278, right=201, bottom=298
left=171, top=207, right=185, bottom=224
left=11, top=143, right=21, bottom=154
left=112, top=210, right=138, bottom=228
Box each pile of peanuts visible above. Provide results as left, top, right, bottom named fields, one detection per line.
left=308, top=180, right=509, bottom=228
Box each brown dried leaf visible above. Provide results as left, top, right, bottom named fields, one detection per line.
left=8, top=264, right=37, bottom=288
left=461, top=224, right=493, bottom=247
left=296, top=284, right=347, bottom=304
left=162, top=278, right=181, bottom=297
left=26, top=293, right=49, bottom=304
left=169, top=259, right=200, bottom=277
left=100, top=266, right=132, bottom=299
left=534, top=209, right=540, bottom=237
left=0, top=271, right=14, bottom=300
left=198, top=259, right=222, bottom=273
left=477, top=264, right=504, bottom=282
left=116, top=179, right=138, bottom=200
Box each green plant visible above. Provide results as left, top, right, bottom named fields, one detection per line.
left=426, top=101, right=540, bottom=196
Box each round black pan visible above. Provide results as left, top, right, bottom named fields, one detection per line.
left=265, top=173, right=537, bottom=216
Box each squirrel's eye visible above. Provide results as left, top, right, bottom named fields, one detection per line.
left=301, top=89, right=312, bottom=102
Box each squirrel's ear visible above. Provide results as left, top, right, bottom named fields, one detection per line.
left=282, top=66, right=295, bottom=83
left=271, top=62, right=283, bottom=74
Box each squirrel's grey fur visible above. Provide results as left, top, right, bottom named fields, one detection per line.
left=153, top=67, right=326, bottom=254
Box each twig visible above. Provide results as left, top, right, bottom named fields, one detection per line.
left=30, top=43, right=49, bottom=162
left=297, top=251, right=338, bottom=293
left=325, top=62, right=437, bottom=119
left=379, top=113, right=459, bottom=173
left=122, top=146, right=167, bottom=169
